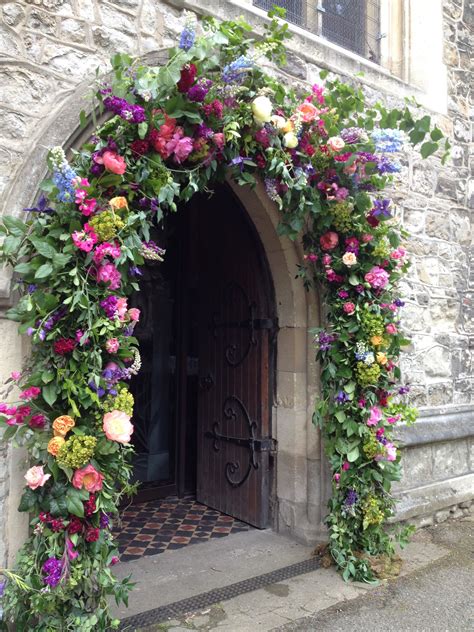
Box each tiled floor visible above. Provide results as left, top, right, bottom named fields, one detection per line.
left=113, top=496, right=251, bottom=562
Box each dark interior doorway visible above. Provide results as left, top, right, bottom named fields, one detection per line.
left=129, top=185, right=277, bottom=528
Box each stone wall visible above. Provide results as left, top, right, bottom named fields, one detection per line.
left=0, top=0, right=472, bottom=562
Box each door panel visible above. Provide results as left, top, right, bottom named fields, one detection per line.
left=197, top=187, right=275, bottom=528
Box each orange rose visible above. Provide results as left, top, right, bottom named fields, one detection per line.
left=376, top=352, right=388, bottom=365
left=370, top=335, right=383, bottom=347
left=282, top=119, right=294, bottom=133
left=52, top=415, right=75, bottom=437
left=109, top=196, right=128, bottom=210
left=48, top=436, right=65, bottom=457
left=297, top=102, right=319, bottom=123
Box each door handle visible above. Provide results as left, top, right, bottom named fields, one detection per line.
left=199, top=373, right=214, bottom=391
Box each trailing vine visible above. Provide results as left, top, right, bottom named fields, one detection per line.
left=0, top=9, right=448, bottom=629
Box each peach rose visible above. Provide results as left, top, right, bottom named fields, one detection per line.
left=48, top=436, right=65, bottom=457
left=297, top=102, right=319, bottom=123
left=52, top=415, right=75, bottom=437
left=320, top=231, right=339, bottom=251
left=25, top=465, right=51, bottom=490
left=109, top=196, right=128, bottom=210
left=370, top=335, right=383, bottom=346
left=328, top=136, right=345, bottom=152
left=102, top=151, right=126, bottom=175
left=376, top=352, right=388, bottom=365
left=342, top=252, right=357, bottom=267
left=103, top=410, right=134, bottom=444
left=127, top=308, right=140, bottom=322
left=72, top=464, right=104, bottom=492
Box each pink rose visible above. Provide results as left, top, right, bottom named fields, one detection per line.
left=342, top=461, right=350, bottom=471
left=128, top=308, right=140, bottom=322
left=213, top=133, right=225, bottom=150
left=11, top=371, right=21, bottom=381
left=19, top=386, right=41, bottom=400
left=386, top=323, right=398, bottom=334
left=385, top=442, right=397, bottom=461
left=367, top=405, right=382, bottom=426
left=327, top=136, right=345, bottom=152
left=343, top=302, right=355, bottom=315
left=116, top=297, right=128, bottom=320
left=72, top=464, right=104, bottom=492
left=173, top=136, right=194, bottom=164
left=106, top=338, right=120, bottom=353
left=390, top=247, right=406, bottom=260
left=96, top=263, right=121, bottom=290
left=102, top=151, right=126, bottom=175
left=25, top=465, right=51, bottom=490
left=333, top=473, right=340, bottom=483
left=361, top=233, right=373, bottom=243
left=320, top=231, right=339, bottom=251
left=103, top=410, right=134, bottom=444
left=364, top=266, right=389, bottom=289
left=322, top=254, right=332, bottom=266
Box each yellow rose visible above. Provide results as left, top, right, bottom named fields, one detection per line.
left=251, top=96, right=272, bottom=123
left=283, top=132, right=298, bottom=148
left=282, top=119, right=295, bottom=133
left=109, top=196, right=128, bottom=210
left=52, top=415, right=75, bottom=437
left=370, top=335, right=383, bottom=347
left=47, top=436, right=66, bottom=457
left=271, top=115, right=286, bottom=130
left=376, top=352, right=388, bottom=365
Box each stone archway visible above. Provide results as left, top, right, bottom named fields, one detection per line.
left=0, top=53, right=329, bottom=565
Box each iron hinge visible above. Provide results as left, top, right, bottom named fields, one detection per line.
left=253, top=318, right=279, bottom=331
left=252, top=437, right=277, bottom=454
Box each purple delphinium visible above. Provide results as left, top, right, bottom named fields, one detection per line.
left=340, top=127, right=368, bottom=144
left=372, top=199, right=392, bottom=218
left=335, top=391, right=349, bottom=404
left=179, top=25, right=195, bottom=51
left=221, top=55, right=254, bottom=84
left=378, top=156, right=401, bottom=174
left=42, top=557, right=63, bottom=587
left=372, top=128, right=404, bottom=153
left=344, top=489, right=358, bottom=507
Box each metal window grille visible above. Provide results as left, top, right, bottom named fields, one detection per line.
left=253, top=0, right=382, bottom=63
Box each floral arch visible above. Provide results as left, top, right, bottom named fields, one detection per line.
left=0, top=9, right=448, bottom=630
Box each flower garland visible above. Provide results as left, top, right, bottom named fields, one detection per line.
left=0, top=10, right=447, bottom=629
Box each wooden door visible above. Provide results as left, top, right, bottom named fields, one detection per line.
left=197, top=187, right=276, bottom=528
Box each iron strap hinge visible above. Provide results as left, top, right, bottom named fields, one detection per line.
left=252, top=318, right=278, bottom=331
left=252, top=437, right=277, bottom=453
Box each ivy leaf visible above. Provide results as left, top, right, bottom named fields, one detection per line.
left=430, top=127, right=443, bottom=142
left=420, top=141, right=438, bottom=159
left=35, top=263, right=53, bottom=280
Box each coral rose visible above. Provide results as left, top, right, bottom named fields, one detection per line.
left=103, top=410, right=134, bottom=444
left=297, top=102, right=319, bottom=123
left=48, top=436, right=66, bottom=457
left=102, top=151, right=126, bottom=175
left=25, top=465, right=51, bottom=490
left=72, top=464, right=104, bottom=492
left=320, top=231, right=339, bottom=251
left=52, top=415, right=75, bottom=437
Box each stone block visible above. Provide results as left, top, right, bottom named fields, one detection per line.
left=432, top=439, right=469, bottom=478
left=27, top=7, right=57, bottom=35
left=423, top=346, right=451, bottom=377
left=434, top=508, right=450, bottom=523
left=2, top=3, right=26, bottom=27
left=60, top=17, right=88, bottom=44
left=427, top=383, right=453, bottom=406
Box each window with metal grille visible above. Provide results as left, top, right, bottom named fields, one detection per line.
left=253, top=0, right=382, bottom=63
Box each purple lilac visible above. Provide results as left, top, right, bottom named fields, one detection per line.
left=187, top=79, right=213, bottom=102
left=42, top=557, right=63, bottom=587
left=344, top=489, right=358, bottom=507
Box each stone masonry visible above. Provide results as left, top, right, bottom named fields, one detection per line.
left=0, top=0, right=472, bottom=563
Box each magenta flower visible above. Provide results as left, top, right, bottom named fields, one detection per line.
left=96, top=263, right=121, bottom=290
left=364, top=266, right=389, bottom=289
left=367, top=405, right=382, bottom=426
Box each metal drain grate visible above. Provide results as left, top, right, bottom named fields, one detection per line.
left=119, top=556, right=321, bottom=630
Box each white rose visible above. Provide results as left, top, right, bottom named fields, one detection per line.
left=271, top=115, right=287, bottom=130
left=342, top=252, right=357, bottom=266
left=328, top=136, right=345, bottom=152
left=252, top=96, right=273, bottom=123
left=283, top=132, right=298, bottom=148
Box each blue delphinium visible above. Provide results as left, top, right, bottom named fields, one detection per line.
left=372, top=128, right=404, bottom=153
left=222, top=55, right=254, bottom=83
left=179, top=25, right=195, bottom=51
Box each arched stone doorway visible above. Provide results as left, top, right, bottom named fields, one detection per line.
left=0, top=55, right=328, bottom=565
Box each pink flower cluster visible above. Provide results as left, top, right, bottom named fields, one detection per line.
left=96, top=262, right=121, bottom=290
left=93, top=242, right=121, bottom=264
left=74, top=178, right=97, bottom=217
left=364, top=266, right=390, bottom=289
left=150, top=114, right=193, bottom=164
left=72, top=225, right=98, bottom=252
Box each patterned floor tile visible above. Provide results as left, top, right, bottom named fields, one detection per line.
left=113, top=495, right=251, bottom=562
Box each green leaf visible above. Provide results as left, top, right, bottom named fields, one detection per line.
left=42, top=383, right=58, bottom=406
left=29, top=237, right=57, bottom=259
left=335, top=410, right=346, bottom=423
left=18, top=488, right=38, bottom=512
left=3, top=235, right=22, bottom=255
left=3, top=216, right=27, bottom=236
left=346, top=446, right=360, bottom=462
left=348, top=274, right=360, bottom=286
left=66, top=489, right=85, bottom=517
left=430, top=127, right=443, bottom=142
left=34, top=263, right=53, bottom=279
left=420, top=141, right=438, bottom=159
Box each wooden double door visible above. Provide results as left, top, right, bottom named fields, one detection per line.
left=130, top=186, right=277, bottom=528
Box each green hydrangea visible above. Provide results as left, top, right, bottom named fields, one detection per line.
left=102, top=387, right=134, bottom=417
left=362, top=495, right=385, bottom=529
left=355, top=361, right=381, bottom=386
left=372, top=237, right=390, bottom=259
left=89, top=210, right=125, bottom=242
left=330, top=202, right=354, bottom=233
left=57, top=435, right=97, bottom=469
left=361, top=308, right=385, bottom=337
left=362, top=431, right=380, bottom=459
